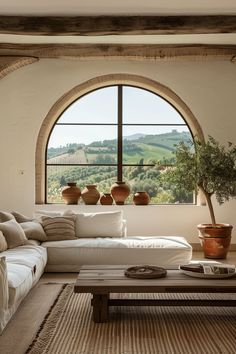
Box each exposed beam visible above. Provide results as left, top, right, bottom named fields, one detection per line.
left=0, top=15, right=236, bottom=36
left=0, top=44, right=236, bottom=62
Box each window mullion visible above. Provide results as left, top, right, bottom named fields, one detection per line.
left=117, top=85, right=123, bottom=181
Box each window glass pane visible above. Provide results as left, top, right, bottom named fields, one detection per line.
left=57, top=86, right=117, bottom=124
left=123, top=86, right=185, bottom=124
left=123, top=126, right=191, bottom=164
left=47, top=165, right=117, bottom=203
left=123, top=166, right=194, bottom=204
left=47, top=125, right=117, bottom=164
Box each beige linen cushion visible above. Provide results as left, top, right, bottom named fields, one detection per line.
left=0, top=219, right=27, bottom=249
left=0, top=231, right=7, bottom=252
left=34, top=210, right=62, bottom=218
left=20, top=221, right=47, bottom=241
left=41, top=215, right=76, bottom=241
left=0, top=211, right=14, bottom=222
left=75, top=211, right=123, bottom=238
left=11, top=211, right=46, bottom=241
left=11, top=211, right=33, bottom=223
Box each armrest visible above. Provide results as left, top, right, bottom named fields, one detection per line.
left=0, top=256, right=9, bottom=333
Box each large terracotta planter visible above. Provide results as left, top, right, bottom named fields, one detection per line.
left=61, top=182, right=81, bottom=205
left=133, top=191, right=150, bottom=205
left=110, top=181, right=130, bottom=205
left=81, top=185, right=100, bottom=205
left=197, top=223, right=233, bottom=259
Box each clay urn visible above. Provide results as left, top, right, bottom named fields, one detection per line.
left=81, top=185, right=100, bottom=205
left=61, top=182, right=81, bottom=205
left=133, top=191, right=151, bottom=205
left=110, top=181, right=130, bottom=205
left=100, top=193, right=114, bottom=205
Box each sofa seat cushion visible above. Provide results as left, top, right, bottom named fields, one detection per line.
left=1, top=245, right=47, bottom=273
left=7, top=263, right=33, bottom=306
left=2, top=245, right=47, bottom=307
left=42, top=236, right=192, bottom=272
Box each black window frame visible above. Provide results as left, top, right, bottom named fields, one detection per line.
left=45, top=84, right=193, bottom=204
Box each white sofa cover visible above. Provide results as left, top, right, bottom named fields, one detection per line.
left=43, top=236, right=192, bottom=272
left=0, top=245, right=47, bottom=334
left=0, top=210, right=193, bottom=334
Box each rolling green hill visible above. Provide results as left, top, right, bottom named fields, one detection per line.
left=46, top=130, right=193, bottom=203
left=47, top=130, right=191, bottom=164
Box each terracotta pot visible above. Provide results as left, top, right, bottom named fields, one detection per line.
left=197, top=223, right=233, bottom=259
left=61, top=182, right=81, bottom=205
left=100, top=193, right=114, bottom=205
left=133, top=191, right=151, bottom=205
left=110, top=181, right=130, bottom=205
left=81, top=185, right=100, bottom=205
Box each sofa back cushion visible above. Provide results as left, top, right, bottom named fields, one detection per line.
left=75, top=211, right=124, bottom=238
left=0, top=211, right=15, bottom=223
left=11, top=211, right=33, bottom=223
left=34, top=210, right=62, bottom=220
left=0, top=231, right=7, bottom=252
left=0, top=219, right=27, bottom=249
left=41, top=215, right=77, bottom=241
left=20, top=221, right=47, bottom=241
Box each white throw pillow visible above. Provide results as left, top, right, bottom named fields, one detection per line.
left=75, top=211, right=124, bottom=238
left=34, top=210, right=62, bottom=220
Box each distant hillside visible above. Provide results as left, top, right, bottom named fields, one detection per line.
left=47, top=130, right=192, bottom=162
left=137, top=131, right=191, bottom=150
left=123, top=133, right=146, bottom=141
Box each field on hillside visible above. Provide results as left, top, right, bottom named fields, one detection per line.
left=46, top=131, right=193, bottom=204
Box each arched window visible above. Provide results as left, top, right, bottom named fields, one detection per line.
left=45, top=84, right=196, bottom=204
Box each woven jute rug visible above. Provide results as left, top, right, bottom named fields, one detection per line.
left=26, top=284, right=236, bottom=354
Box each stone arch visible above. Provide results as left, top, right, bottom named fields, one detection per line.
left=0, top=56, right=38, bottom=79
left=35, top=73, right=204, bottom=203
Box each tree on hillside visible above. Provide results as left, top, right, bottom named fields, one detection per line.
left=60, top=176, right=67, bottom=187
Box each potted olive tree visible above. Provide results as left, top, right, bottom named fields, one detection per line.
left=163, top=136, right=236, bottom=259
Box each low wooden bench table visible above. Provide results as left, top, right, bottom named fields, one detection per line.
left=74, top=265, right=236, bottom=323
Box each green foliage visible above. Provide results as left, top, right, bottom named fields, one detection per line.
left=46, top=131, right=194, bottom=204
left=163, top=136, right=236, bottom=224
left=92, top=154, right=116, bottom=164
left=67, top=148, right=75, bottom=154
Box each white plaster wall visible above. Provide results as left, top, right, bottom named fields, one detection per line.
left=0, top=58, right=236, bottom=243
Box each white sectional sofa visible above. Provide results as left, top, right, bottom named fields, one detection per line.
left=0, top=210, right=192, bottom=334
left=0, top=244, right=47, bottom=333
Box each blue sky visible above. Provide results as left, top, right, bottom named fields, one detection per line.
left=48, top=86, right=188, bottom=147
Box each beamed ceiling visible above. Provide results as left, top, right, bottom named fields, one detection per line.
left=0, top=0, right=236, bottom=76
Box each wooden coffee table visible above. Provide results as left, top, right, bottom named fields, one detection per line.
left=74, top=265, right=236, bottom=323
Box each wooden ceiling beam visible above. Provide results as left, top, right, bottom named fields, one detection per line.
left=0, top=44, right=236, bottom=61
left=0, top=15, right=236, bottom=36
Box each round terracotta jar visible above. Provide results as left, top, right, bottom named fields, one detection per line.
left=133, top=191, right=151, bottom=205
left=110, top=181, right=130, bottom=205
left=100, top=193, right=114, bottom=205
left=81, top=185, right=100, bottom=205
left=61, top=182, right=81, bottom=205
